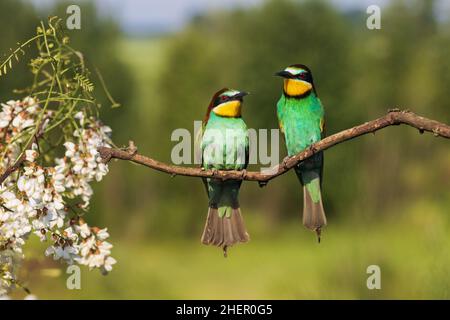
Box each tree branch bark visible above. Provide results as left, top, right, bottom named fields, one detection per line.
left=98, top=110, right=450, bottom=184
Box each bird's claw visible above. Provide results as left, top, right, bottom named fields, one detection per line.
left=240, top=169, right=247, bottom=179
left=308, top=145, right=317, bottom=154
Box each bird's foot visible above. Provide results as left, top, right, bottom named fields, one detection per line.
left=308, top=144, right=317, bottom=154
left=240, top=169, right=247, bottom=179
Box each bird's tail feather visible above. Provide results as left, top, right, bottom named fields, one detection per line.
left=302, top=172, right=327, bottom=240
left=201, top=207, right=249, bottom=255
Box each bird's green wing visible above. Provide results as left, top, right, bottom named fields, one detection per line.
left=197, top=123, right=209, bottom=194
left=319, top=103, right=325, bottom=188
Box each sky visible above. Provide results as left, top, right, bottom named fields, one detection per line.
left=29, top=0, right=448, bottom=34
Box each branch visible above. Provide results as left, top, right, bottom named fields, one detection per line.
left=98, top=110, right=450, bottom=184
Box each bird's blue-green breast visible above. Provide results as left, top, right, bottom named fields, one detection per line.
left=202, top=112, right=249, bottom=171
left=277, top=93, right=324, bottom=156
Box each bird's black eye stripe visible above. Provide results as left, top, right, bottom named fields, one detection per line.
left=297, top=72, right=311, bottom=82
left=215, top=95, right=230, bottom=105
left=214, top=93, right=245, bottom=106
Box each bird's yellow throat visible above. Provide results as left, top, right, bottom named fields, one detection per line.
left=212, top=100, right=242, bottom=117
left=284, top=79, right=312, bottom=96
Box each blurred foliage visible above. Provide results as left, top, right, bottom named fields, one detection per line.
left=1, top=0, right=449, bottom=299
left=0, top=0, right=38, bottom=97
left=152, top=0, right=450, bottom=238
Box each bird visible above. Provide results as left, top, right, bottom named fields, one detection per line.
left=200, top=88, right=250, bottom=256
left=275, top=64, right=326, bottom=241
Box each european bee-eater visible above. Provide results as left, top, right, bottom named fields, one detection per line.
left=200, top=88, right=250, bottom=255
left=275, top=64, right=326, bottom=240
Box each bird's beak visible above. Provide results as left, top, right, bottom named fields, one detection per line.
left=275, top=70, right=292, bottom=78
left=234, top=91, right=249, bottom=99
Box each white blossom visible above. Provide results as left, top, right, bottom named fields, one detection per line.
left=0, top=97, right=115, bottom=296
left=25, top=150, right=38, bottom=162
left=76, top=223, right=91, bottom=238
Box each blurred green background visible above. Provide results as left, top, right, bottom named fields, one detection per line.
left=2, top=0, right=449, bottom=299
